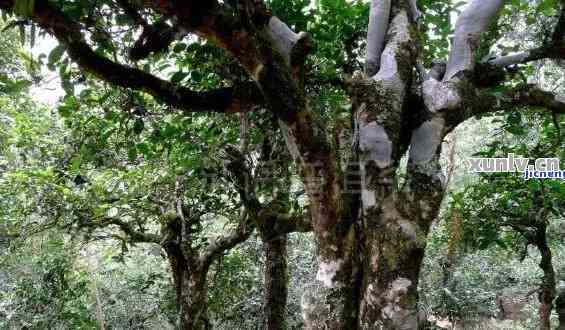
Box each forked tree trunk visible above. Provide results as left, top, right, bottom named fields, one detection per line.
left=263, top=236, right=289, bottom=330
left=161, top=213, right=251, bottom=330
left=299, top=3, right=446, bottom=328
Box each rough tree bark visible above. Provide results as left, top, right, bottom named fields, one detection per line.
left=263, top=236, right=289, bottom=330
left=4, top=0, right=565, bottom=328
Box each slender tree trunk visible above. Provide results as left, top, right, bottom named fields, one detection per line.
left=258, top=124, right=292, bottom=330
left=536, top=236, right=556, bottom=330
left=263, top=236, right=289, bottom=330
left=92, top=277, right=106, bottom=330
left=555, top=289, right=565, bottom=330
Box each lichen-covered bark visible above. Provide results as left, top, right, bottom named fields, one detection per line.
left=349, top=4, right=436, bottom=328
left=358, top=197, right=430, bottom=329
left=357, top=180, right=444, bottom=329
left=300, top=221, right=360, bottom=330
left=244, top=13, right=361, bottom=330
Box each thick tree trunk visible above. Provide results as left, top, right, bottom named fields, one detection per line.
left=301, top=231, right=361, bottom=330
left=167, top=248, right=210, bottom=330
left=359, top=236, right=426, bottom=329
left=263, top=236, right=289, bottom=330
left=357, top=184, right=442, bottom=329
left=536, top=237, right=556, bottom=330
left=359, top=220, right=428, bottom=329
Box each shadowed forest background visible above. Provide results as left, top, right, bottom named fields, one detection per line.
left=0, top=0, right=565, bottom=329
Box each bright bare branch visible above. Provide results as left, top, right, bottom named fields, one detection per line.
left=444, top=0, right=505, bottom=80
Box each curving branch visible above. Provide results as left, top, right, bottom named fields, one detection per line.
left=365, top=0, right=391, bottom=76
left=128, top=21, right=180, bottom=61
left=199, top=213, right=254, bottom=268
left=114, top=0, right=187, bottom=60
left=488, top=46, right=565, bottom=67
left=444, top=0, right=505, bottom=80
left=0, top=0, right=262, bottom=114
left=508, top=87, right=565, bottom=114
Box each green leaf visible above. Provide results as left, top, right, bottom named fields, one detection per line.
left=127, top=147, right=137, bottom=162
left=133, top=118, right=144, bottom=135
left=136, top=142, right=150, bottom=156
left=173, top=43, right=187, bottom=53
left=191, top=71, right=202, bottom=83
left=58, top=104, right=72, bottom=117
left=70, top=156, right=82, bottom=172
left=170, top=71, right=188, bottom=84
left=48, top=45, right=65, bottom=67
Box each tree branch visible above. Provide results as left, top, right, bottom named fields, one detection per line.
left=102, top=217, right=162, bottom=244
left=444, top=0, right=505, bottom=80
left=366, top=0, right=391, bottom=76
left=487, top=46, right=565, bottom=67
left=256, top=209, right=312, bottom=242
left=488, top=6, right=565, bottom=67
left=0, top=0, right=262, bottom=114
left=222, top=145, right=312, bottom=239
left=476, top=85, right=565, bottom=116
left=115, top=0, right=186, bottom=60
left=266, top=16, right=311, bottom=67
left=199, top=213, right=254, bottom=268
